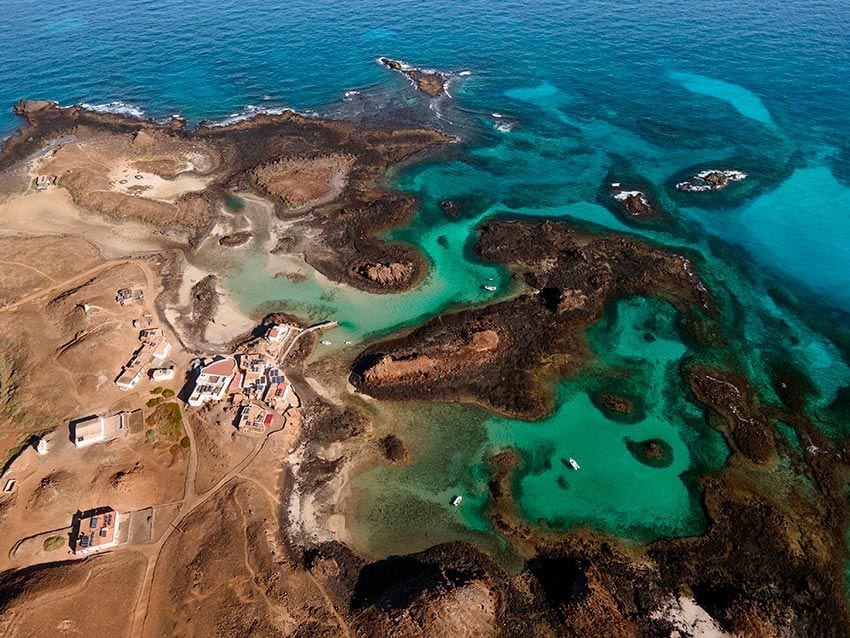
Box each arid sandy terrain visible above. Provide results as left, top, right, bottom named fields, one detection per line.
left=0, top=101, right=470, bottom=638
left=0, top=100, right=848, bottom=638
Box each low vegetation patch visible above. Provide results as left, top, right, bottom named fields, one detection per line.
left=43, top=535, right=65, bottom=552
left=145, top=402, right=183, bottom=442
left=161, top=388, right=175, bottom=398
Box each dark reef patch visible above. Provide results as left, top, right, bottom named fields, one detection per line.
left=666, top=155, right=794, bottom=210
left=625, top=437, right=674, bottom=468
left=378, top=433, right=408, bottom=464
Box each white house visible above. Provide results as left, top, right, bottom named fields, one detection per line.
left=265, top=324, right=290, bottom=343
left=150, top=366, right=175, bottom=382
left=73, top=508, right=121, bottom=555
left=115, top=367, right=142, bottom=391
left=72, top=413, right=128, bottom=448
left=72, top=416, right=106, bottom=448
left=188, top=357, right=237, bottom=407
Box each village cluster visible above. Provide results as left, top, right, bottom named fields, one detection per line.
left=187, top=322, right=299, bottom=433
left=1, top=287, right=304, bottom=561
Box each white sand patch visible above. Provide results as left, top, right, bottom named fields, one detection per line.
left=108, top=160, right=211, bottom=202
left=652, top=595, right=730, bottom=637
left=205, top=284, right=256, bottom=346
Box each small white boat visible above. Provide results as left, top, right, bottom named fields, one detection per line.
left=344, top=340, right=353, bottom=345
left=320, top=340, right=332, bottom=346
left=451, top=495, right=463, bottom=507
left=568, top=458, right=580, bottom=471
left=482, top=284, right=497, bottom=292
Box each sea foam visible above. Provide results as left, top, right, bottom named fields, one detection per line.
left=80, top=101, right=146, bottom=119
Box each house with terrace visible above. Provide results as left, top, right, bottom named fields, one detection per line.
left=188, top=357, right=238, bottom=407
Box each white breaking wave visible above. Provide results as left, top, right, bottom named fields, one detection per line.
left=80, top=101, right=146, bottom=119
left=205, top=104, right=317, bottom=127
left=377, top=56, right=471, bottom=100
left=676, top=170, right=747, bottom=192
left=696, top=169, right=747, bottom=180
left=612, top=189, right=646, bottom=201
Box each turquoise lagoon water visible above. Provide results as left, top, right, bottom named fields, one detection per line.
left=2, top=0, right=849, bottom=551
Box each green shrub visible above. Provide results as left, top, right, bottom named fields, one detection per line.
left=146, top=397, right=163, bottom=408
left=43, top=536, right=65, bottom=552
left=161, top=388, right=175, bottom=398
left=150, top=387, right=163, bottom=395
left=145, top=402, right=183, bottom=441
left=179, top=436, right=190, bottom=448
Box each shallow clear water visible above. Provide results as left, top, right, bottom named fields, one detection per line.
left=2, top=0, right=849, bottom=552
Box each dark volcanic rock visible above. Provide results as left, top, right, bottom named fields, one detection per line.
left=180, top=274, right=220, bottom=342
left=623, top=193, right=651, bottom=216
left=351, top=218, right=715, bottom=419
left=609, top=185, right=661, bottom=221
left=676, top=169, right=747, bottom=192
left=218, top=231, right=252, bottom=247
left=440, top=199, right=460, bottom=220
left=356, top=260, right=416, bottom=288
left=594, top=393, right=633, bottom=417
left=378, top=434, right=408, bottom=464
left=686, top=364, right=776, bottom=464
left=378, top=57, right=448, bottom=97
left=625, top=437, right=674, bottom=468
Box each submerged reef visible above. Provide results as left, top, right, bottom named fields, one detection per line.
left=625, top=437, right=674, bottom=468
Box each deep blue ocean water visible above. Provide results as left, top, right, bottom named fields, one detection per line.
left=2, top=0, right=849, bottom=550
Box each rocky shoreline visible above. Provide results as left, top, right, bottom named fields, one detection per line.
left=608, top=183, right=661, bottom=221
left=3, top=99, right=450, bottom=294
left=350, top=217, right=714, bottom=419
left=2, top=98, right=849, bottom=636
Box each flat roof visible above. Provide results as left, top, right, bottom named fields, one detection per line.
left=116, top=368, right=141, bottom=384
left=75, top=507, right=119, bottom=552
left=74, top=419, right=104, bottom=439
